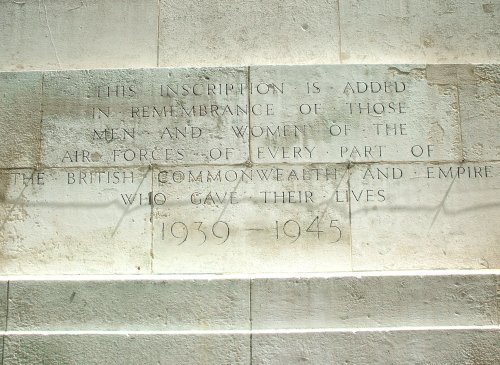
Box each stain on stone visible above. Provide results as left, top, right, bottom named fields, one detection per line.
left=90, top=152, right=102, bottom=162
left=422, top=37, right=434, bottom=48
left=340, top=52, right=350, bottom=61
left=426, top=65, right=458, bottom=85
left=473, top=64, right=500, bottom=84
left=482, top=3, right=495, bottom=13
left=388, top=66, right=426, bottom=80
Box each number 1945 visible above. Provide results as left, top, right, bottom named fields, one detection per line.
left=274, top=216, right=342, bottom=243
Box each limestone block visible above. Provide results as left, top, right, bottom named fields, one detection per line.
left=158, top=0, right=340, bottom=67
left=350, top=162, right=500, bottom=270
left=0, top=72, right=42, bottom=168
left=252, top=328, right=500, bottom=364
left=41, top=68, right=249, bottom=167
left=458, top=65, right=500, bottom=161
left=251, top=274, right=499, bottom=329
left=152, top=164, right=351, bottom=273
left=8, top=278, right=249, bottom=331
left=0, top=168, right=151, bottom=274
left=249, top=65, right=461, bottom=163
left=0, top=280, right=6, bottom=330
left=0, top=0, right=158, bottom=71
left=3, top=334, right=250, bottom=365
left=339, top=0, right=500, bottom=64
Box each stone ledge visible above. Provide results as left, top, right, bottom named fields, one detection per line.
left=0, top=271, right=498, bottom=332
left=1, top=332, right=250, bottom=365
left=2, top=325, right=500, bottom=335
left=251, top=274, right=499, bottom=329
left=1, top=327, right=499, bottom=365
left=7, top=278, right=250, bottom=332
left=253, top=327, right=500, bottom=365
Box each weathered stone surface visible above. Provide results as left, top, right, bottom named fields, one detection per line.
left=0, top=168, right=151, bottom=274
left=158, top=0, right=340, bottom=67
left=0, top=0, right=158, bottom=71
left=41, top=68, right=249, bottom=167
left=0, top=280, right=6, bottom=331
left=351, top=162, right=500, bottom=270
left=0, top=72, right=42, bottom=168
left=3, top=334, right=250, bottom=365
left=339, top=0, right=500, bottom=64
left=252, top=328, right=500, bottom=364
left=152, top=164, right=351, bottom=273
left=1, top=0, right=499, bottom=71
left=8, top=278, right=249, bottom=331
left=252, top=274, right=499, bottom=329
left=497, top=275, right=500, bottom=323
left=458, top=65, right=500, bottom=161
left=0, top=65, right=498, bottom=274
left=249, top=65, right=462, bottom=163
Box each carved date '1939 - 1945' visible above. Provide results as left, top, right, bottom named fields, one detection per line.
left=159, top=216, right=343, bottom=246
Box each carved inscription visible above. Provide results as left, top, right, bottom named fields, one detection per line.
left=1, top=65, right=499, bottom=273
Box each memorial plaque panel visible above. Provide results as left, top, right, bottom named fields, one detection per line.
left=0, top=65, right=499, bottom=274
left=249, top=65, right=461, bottom=163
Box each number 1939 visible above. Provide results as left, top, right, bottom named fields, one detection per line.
left=161, top=221, right=230, bottom=245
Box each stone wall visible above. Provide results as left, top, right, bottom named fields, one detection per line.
left=0, top=0, right=498, bottom=71
left=0, top=0, right=499, bottom=364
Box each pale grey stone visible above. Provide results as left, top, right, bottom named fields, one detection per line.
left=0, top=72, right=42, bottom=168
left=0, top=0, right=158, bottom=71
left=252, top=275, right=498, bottom=329
left=0, top=168, right=151, bottom=274
left=0, top=65, right=498, bottom=275
left=458, top=65, right=500, bottom=161
left=8, top=279, right=249, bottom=331
left=249, top=65, right=461, bottom=163
left=252, top=329, right=500, bottom=365
left=425, top=64, right=460, bottom=85
left=41, top=68, right=249, bottom=167
left=0, top=280, right=6, bottom=331
left=339, top=0, right=500, bottom=64
left=3, top=334, right=250, bottom=365
left=497, top=275, right=500, bottom=323
left=351, top=162, right=500, bottom=270
left=152, top=164, right=351, bottom=273
left=158, top=0, right=340, bottom=68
